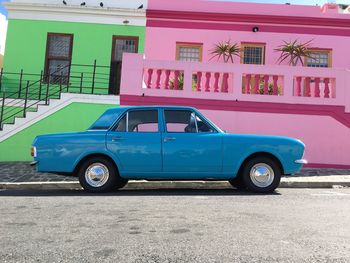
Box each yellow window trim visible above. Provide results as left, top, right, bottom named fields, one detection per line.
left=240, top=43, right=266, bottom=65
left=175, top=43, right=203, bottom=62
left=304, top=49, right=332, bottom=68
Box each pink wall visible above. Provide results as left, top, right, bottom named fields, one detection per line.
left=148, top=0, right=346, bottom=19
left=202, top=110, right=350, bottom=167
left=145, top=28, right=350, bottom=69
left=120, top=53, right=350, bottom=168
left=145, top=0, right=350, bottom=69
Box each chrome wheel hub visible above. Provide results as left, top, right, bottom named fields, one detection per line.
left=85, top=163, right=109, bottom=188
left=250, top=163, right=274, bottom=188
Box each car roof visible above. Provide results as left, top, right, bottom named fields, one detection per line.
left=107, top=106, right=198, bottom=113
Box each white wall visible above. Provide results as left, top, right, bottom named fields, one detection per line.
left=0, top=13, right=7, bottom=55
left=11, top=0, right=147, bottom=9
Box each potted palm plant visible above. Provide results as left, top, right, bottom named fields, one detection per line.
left=210, top=40, right=240, bottom=63
left=275, top=39, right=312, bottom=66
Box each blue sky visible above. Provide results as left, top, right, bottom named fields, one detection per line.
left=0, top=0, right=10, bottom=16
left=0, top=0, right=349, bottom=16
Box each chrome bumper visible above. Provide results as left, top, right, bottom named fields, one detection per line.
left=295, top=159, right=308, bottom=164
left=30, top=161, right=38, bottom=166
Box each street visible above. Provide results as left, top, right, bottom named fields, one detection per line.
left=0, top=188, right=349, bottom=263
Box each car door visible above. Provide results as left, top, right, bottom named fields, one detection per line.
left=106, top=109, right=162, bottom=177
left=162, top=109, right=223, bottom=178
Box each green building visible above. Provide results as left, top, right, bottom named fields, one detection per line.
left=0, top=0, right=146, bottom=161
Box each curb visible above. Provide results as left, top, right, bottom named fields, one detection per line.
left=0, top=179, right=349, bottom=191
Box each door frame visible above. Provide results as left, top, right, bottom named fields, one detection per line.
left=109, top=36, right=139, bottom=95
left=110, top=35, right=139, bottom=62
left=44, top=32, right=74, bottom=83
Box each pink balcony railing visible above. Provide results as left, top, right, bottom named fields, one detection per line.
left=294, top=76, right=335, bottom=98
left=242, top=74, right=284, bottom=96
left=122, top=54, right=350, bottom=112
left=144, top=68, right=233, bottom=93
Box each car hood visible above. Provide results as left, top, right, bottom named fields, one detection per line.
left=224, top=133, right=305, bottom=146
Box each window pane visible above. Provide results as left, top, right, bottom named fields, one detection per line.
left=306, top=51, right=329, bottom=68
left=165, top=110, right=196, bottom=133
left=48, top=60, right=70, bottom=84
left=243, top=46, right=264, bottom=65
left=48, top=35, right=71, bottom=58
left=196, top=115, right=214, bottom=133
left=178, top=45, right=201, bottom=62
left=91, top=109, right=120, bottom=130
left=114, top=115, right=126, bottom=132
left=128, top=110, right=158, bottom=132
left=114, top=39, right=138, bottom=61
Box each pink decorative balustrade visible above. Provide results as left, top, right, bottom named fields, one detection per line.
left=144, top=68, right=233, bottom=93
left=294, top=76, right=335, bottom=98
left=192, top=71, right=233, bottom=93
left=144, top=68, right=184, bottom=90
left=121, top=54, right=350, bottom=112
left=242, top=74, right=283, bottom=96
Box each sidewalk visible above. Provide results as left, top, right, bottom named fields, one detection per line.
left=0, top=162, right=349, bottom=190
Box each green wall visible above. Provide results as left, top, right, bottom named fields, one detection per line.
left=2, top=19, right=145, bottom=94
left=0, top=102, right=118, bottom=161
left=4, top=19, right=145, bottom=72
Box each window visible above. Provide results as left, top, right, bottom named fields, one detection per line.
left=165, top=110, right=214, bottom=133
left=90, top=109, right=120, bottom=130
left=127, top=110, right=158, bottom=132
left=44, top=33, right=73, bottom=84
left=241, top=43, right=265, bottom=65
left=112, top=37, right=138, bottom=62
left=114, top=115, right=126, bottom=132
left=195, top=115, right=214, bottom=133
left=176, top=43, right=203, bottom=62
left=305, top=49, right=331, bottom=68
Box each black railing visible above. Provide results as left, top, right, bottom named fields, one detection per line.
left=0, top=61, right=112, bottom=130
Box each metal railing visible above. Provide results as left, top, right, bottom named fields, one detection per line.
left=0, top=60, right=112, bottom=130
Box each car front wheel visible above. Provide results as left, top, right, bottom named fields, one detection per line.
left=242, top=157, right=281, bottom=193
left=78, top=157, right=121, bottom=193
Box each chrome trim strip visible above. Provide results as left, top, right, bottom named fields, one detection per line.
left=295, top=159, right=308, bottom=164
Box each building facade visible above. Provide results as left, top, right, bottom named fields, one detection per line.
left=145, top=0, right=350, bottom=68
left=120, top=0, right=350, bottom=168
left=0, top=0, right=146, bottom=161
left=2, top=0, right=146, bottom=95
left=1, top=0, right=350, bottom=167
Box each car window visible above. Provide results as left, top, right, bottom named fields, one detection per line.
left=128, top=110, right=159, bottom=132
left=114, top=115, right=126, bottom=132
left=90, top=109, right=121, bottom=130
left=196, top=115, right=214, bottom=133
left=165, top=110, right=196, bottom=133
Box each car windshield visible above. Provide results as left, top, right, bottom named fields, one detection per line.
left=89, top=109, right=121, bottom=130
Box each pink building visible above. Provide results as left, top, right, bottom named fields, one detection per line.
left=120, top=0, right=350, bottom=169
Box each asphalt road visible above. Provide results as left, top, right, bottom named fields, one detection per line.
left=0, top=188, right=349, bottom=263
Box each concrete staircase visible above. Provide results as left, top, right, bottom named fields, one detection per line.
left=0, top=93, right=119, bottom=142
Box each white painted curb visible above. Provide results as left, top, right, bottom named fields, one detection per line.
left=0, top=179, right=349, bottom=191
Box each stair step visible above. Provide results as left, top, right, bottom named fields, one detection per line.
left=0, top=93, right=120, bottom=141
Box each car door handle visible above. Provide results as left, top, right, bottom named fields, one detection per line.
left=112, top=137, right=125, bottom=142
left=164, top=137, right=176, bottom=142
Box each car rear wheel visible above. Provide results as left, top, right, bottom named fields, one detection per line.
left=242, top=157, right=281, bottom=193
left=78, top=157, right=122, bottom=193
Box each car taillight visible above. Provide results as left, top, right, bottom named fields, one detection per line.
left=31, top=146, right=37, bottom=157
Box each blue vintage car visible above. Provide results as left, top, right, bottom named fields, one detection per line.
left=31, top=106, right=307, bottom=193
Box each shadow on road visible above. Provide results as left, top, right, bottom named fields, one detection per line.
left=0, top=188, right=281, bottom=197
